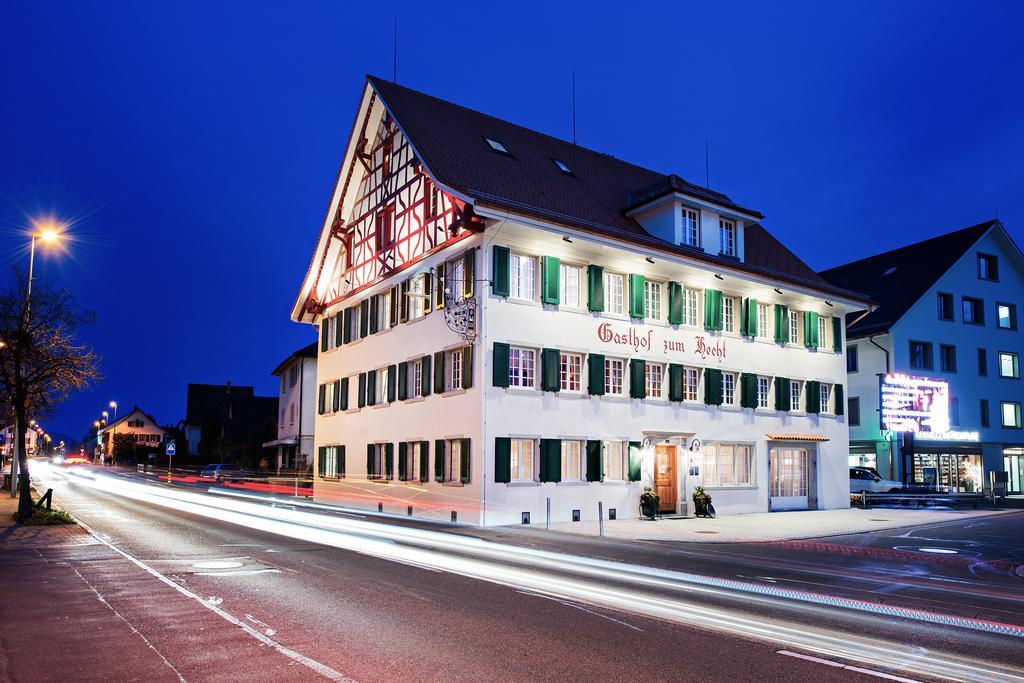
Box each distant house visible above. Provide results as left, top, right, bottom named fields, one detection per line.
left=264, top=342, right=317, bottom=473
left=96, top=407, right=167, bottom=460
left=184, top=382, right=279, bottom=465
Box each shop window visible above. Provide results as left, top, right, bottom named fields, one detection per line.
left=602, top=441, right=627, bottom=481
left=510, top=439, right=535, bottom=482
left=561, top=441, right=584, bottom=482
left=703, top=443, right=754, bottom=487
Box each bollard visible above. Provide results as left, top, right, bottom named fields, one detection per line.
left=598, top=501, right=605, bottom=537
left=546, top=497, right=551, bottom=531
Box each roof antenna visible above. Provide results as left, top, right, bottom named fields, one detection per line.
left=571, top=69, right=577, bottom=145
left=705, top=138, right=710, bottom=189
left=392, top=16, right=398, bottom=83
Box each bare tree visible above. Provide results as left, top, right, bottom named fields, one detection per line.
left=0, top=269, right=100, bottom=519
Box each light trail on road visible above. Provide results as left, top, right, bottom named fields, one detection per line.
left=40, top=465, right=1024, bottom=683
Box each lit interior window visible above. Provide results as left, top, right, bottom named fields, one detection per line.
left=484, top=137, right=509, bottom=154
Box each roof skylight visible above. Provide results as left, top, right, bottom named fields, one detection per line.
left=553, top=158, right=572, bottom=174
left=484, top=137, right=509, bottom=154
left=883, top=266, right=898, bottom=276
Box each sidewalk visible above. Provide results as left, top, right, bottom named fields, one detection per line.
left=547, top=506, right=1019, bottom=543
left=0, top=495, right=334, bottom=682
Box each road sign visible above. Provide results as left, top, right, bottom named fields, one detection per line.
left=165, top=441, right=176, bottom=456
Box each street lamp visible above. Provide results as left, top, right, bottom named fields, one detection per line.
left=108, top=401, right=118, bottom=467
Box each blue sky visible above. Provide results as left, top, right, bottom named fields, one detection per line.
left=2, top=1, right=1022, bottom=442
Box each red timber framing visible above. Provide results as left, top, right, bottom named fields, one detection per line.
left=306, top=103, right=478, bottom=314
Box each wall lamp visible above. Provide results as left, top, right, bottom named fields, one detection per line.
left=645, top=257, right=655, bottom=264
left=825, top=300, right=834, bottom=307
left=774, top=288, right=783, bottom=295
left=714, top=273, right=724, bottom=280
left=562, top=236, right=573, bottom=244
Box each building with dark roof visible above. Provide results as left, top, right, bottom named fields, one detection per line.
left=263, top=342, right=318, bottom=473
left=821, top=220, right=1024, bottom=494
left=291, top=76, right=871, bottom=525
left=184, top=382, right=278, bottom=466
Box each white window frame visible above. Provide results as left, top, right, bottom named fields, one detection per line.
left=447, top=348, right=463, bottom=392
left=376, top=367, right=389, bottom=404
left=757, top=376, right=770, bottom=409
left=409, top=276, right=426, bottom=320
left=757, top=303, right=770, bottom=339
left=605, top=358, right=625, bottom=396
left=561, top=440, right=584, bottom=482
left=379, top=290, right=392, bottom=329
left=604, top=272, right=625, bottom=315
left=445, top=439, right=463, bottom=483
left=683, top=366, right=700, bottom=402
left=788, top=311, right=800, bottom=345
left=409, top=441, right=423, bottom=482
left=820, top=383, right=832, bottom=414
left=560, top=352, right=583, bottom=392
left=818, top=316, right=829, bottom=351
left=1002, top=401, right=1022, bottom=428
left=510, top=438, right=535, bottom=482
left=321, top=445, right=341, bottom=479
left=702, top=443, right=754, bottom=488
left=719, top=219, right=736, bottom=257
left=603, top=441, right=626, bottom=481
left=722, top=371, right=737, bottom=406
left=509, top=346, right=537, bottom=389
left=999, top=352, right=1019, bottom=379
left=370, top=443, right=388, bottom=480
left=409, top=360, right=423, bottom=398
left=722, top=296, right=735, bottom=333
left=509, top=253, right=537, bottom=301
left=560, top=263, right=581, bottom=308
left=681, top=208, right=700, bottom=247
left=790, top=380, right=803, bottom=412
left=324, top=381, right=336, bottom=413
left=683, top=288, right=699, bottom=327
left=645, top=362, right=665, bottom=399
left=645, top=281, right=663, bottom=320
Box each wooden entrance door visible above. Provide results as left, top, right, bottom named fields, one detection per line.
left=654, top=445, right=677, bottom=513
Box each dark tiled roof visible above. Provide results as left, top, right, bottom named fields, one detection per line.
left=271, top=341, right=318, bottom=377
left=819, top=219, right=997, bottom=337
left=367, top=77, right=866, bottom=302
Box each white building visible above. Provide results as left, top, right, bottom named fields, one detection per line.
left=264, top=342, right=317, bottom=472
left=291, top=77, right=870, bottom=526
left=821, top=220, right=1024, bottom=494
left=97, top=406, right=167, bottom=457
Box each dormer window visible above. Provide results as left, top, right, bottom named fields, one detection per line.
left=681, top=208, right=700, bottom=247
left=552, top=158, right=572, bottom=175
left=484, top=137, right=509, bottom=155
left=719, top=219, right=736, bottom=257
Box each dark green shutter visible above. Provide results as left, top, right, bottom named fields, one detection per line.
left=421, top=355, right=432, bottom=396
left=629, top=274, right=646, bottom=319
left=806, top=380, right=821, bottom=414
left=366, top=369, right=377, bottom=406
left=343, top=307, right=354, bottom=344
left=668, top=282, right=683, bottom=325
left=397, top=362, right=408, bottom=400
left=740, top=373, right=758, bottom=409
left=539, top=439, right=561, bottom=483
left=586, top=440, right=602, bottom=482
left=492, top=245, right=510, bottom=297
left=320, top=321, right=329, bottom=351
left=668, top=364, right=684, bottom=402
left=359, top=299, right=369, bottom=338
left=435, top=263, right=446, bottom=310
left=399, top=280, right=410, bottom=321
left=835, top=384, right=845, bottom=415
left=357, top=372, right=366, bottom=408
left=387, top=365, right=397, bottom=403
left=588, top=353, right=605, bottom=395
left=628, top=441, right=642, bottom=482
left=419, top=441, right=429, bottom=481
left=434, top=440, right=445, bottom=482
left=459, top=439, right=470, bottom=484
left=704, top=289, right=723, bottom=330
left=340, top=377, right=349, bottom=411
left=333, top=380, right=341, bottom=412
left=421, top=275, right=432, bottom=314
left=804, top=311, right=819, bottom=348
left=463, top=251, right=475, bottom=298
left=494, top=437, right=511, bottom=483
left=493, top=342, right=510, bottom=388
left=389, top=286, right=399, bottom=326
left=318, top=383, right=326, bottom=414
left=832, top=317, right=843, bottom=353
left=385, top=443, right=394, bottom=480
left=434, top=351, right=445, bottom=394
left=318, top=446, right=326, bottom=477
left=335, top=314, right=344, bottom=347
left=774, top=377, right=790, bottom=411
left=774, top=304, right=788, bottom=344
left=629, top=358, right=646, bottom=399
left=587, top=265, right=604, bottom=312
left=366, top=444, right=374, bottom=479
left=398, top=442, right=408, bottom=481
left=541, top=348, right=560, bottom=392
left=369, top=297, right=379, bottom=334
left=742, top=298, right=758, bottom=337
left=541, top=256, right=560, bottom=305
left=461, top=346, right=473, bottom=389
left=704, top=368, right=723, bottom=405
left=340, top=445, right=346, bottom=478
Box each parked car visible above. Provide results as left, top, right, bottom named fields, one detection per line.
left=849, top=467, right=903, bottom=493
left=200, top=463, right=245, bottom=482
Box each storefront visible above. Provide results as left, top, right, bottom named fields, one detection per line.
left=910, top=443, right=984, bottom=493
left=1004, top=448, right=1024, bottom=494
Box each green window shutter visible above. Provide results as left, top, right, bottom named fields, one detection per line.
left=333, top=380, right=341, bottom=412
left=397, top=362, right=408, bottom=401
left=629, top=274, right=646, bottom=319
left=494, top=437, right=511, bottom=483
left=832, top=316, right=843, bottom=353
left=586, top=440, right=602, bottom=482
left=835, top=384, right=845, bottom=415
left=320, top=321, right=329, bottom=352
left=357, top=372, right=366, bottom=408
left=369, top=298, right=379, bottom=334
left=366, top=369, right=377, bottom=406
left=742, top=298, right=758, bottom=337
left=318, top=383, right=326, bottom=414
left=359, top=299, right=369, bottom=338
left=627, top=441, right=642, bottom=482
left=668, top=282, right=683, bottom=325
left=366, top=444, right=374, bottom=478
left=463, top=250, right=475, bottom=298
left=541, top=256, right=560, bottom=305
left=492, top=245, right=510, bottom=297
left=398, top=442, right=408, bottom=481
left=340, top=445, right=346, bottom=478
left=434, top=439, right=445, bottom=482
left=459, top=439, right=471, bottom=484
left=539, top=438, right=561, bottom=483
left=435, top=263, right=446, bottom=310
left=806, top=380, right=821, bottom=414
left=340, top=377, right=349, bottom=411
left=422, top=275, right=433, bottom=314
left=774, top=377, right=790, bottom=411
left=740, top=373, right=758, bottom=409
left=704, top=289, right=723, bottom=330
left=668, top=364, right=684, bottom=402
left=385, top=443, right=394, bottom=480
left=774, top=304, right=789, bottom=344
left=342, top=308, right=353, bottom=344
left=804, top=311, right=819, bottom=348
left=588, top=353, right=605, bottom=395
left=389, top=286, right=399, bottom=326
left=387, top=365, right=397, bottom=403
left=317, top=446, right=326, bottom=476
left=434, top=351, right=445, bottom=394
left=419, top=441, right=429, bottom=481
left=629, top=358, right=646, bottom=399
left=541, top=348, right=560, bottom=392
left=335, top=314, right=344, bottom=347
left=399, top=280, right=410, bottom=321
left=461, top=346, right=473, bottom=389
left=421, top=355, right=432, bottom=396
left=493, top=342, right=510, bottom=388
left=704, top=368, right=723, bottom=405
left=587, top=265, right=605, bottom=312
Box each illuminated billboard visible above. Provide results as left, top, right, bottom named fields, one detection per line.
left=879, top=374, right=950, bottom=435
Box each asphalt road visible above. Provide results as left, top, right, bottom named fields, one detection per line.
left=25, top=465, right=1024, bottom=682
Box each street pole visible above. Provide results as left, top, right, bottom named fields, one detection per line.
left=10, top=234, right=37, bottom=497
left=109, top=403, right=117, bottom=466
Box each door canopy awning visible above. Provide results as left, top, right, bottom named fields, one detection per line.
left=765, top=433, right=829, bottom=442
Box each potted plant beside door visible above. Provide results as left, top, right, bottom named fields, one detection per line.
left=692, top=486, right=715, bottom=518
left=640, top=485, right=660, bottom=520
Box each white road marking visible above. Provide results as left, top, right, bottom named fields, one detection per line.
left=194, top=568, right=282, bottom=577
left=74, top=519, right=355, bottom=682
left=777, top=650, right=921, bottom=682
left=245, top=613, right=278, bottom=636
left=526, top=592, right=644, bottom=632
left=192, top=561, right=244, bottom=570
left=207, top=597, right=223, bottom=606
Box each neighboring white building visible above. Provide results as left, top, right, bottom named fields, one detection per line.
left=290, top=77, right=870, bottom=526
left=97, top=406, right=167, bottom=457
left=264, top=342, right=317, bottom=472
left=822, top=220, right=1024, bottom=494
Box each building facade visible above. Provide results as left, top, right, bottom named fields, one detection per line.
left=184, top=382, right=279, bottom=464
left=291, top=77, right=870, bottom=526
left=264, top=342, right=317, bottom=472
left=822, top=220, right=1024, bottom=494
left=96, top=407, right=167, bottom=457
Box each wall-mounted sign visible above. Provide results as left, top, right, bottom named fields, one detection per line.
left=916, top=430, right=980, bottom=442
left=595, top=321, right=728, bottom=360
left=879, top=373, right=950, bottom=435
